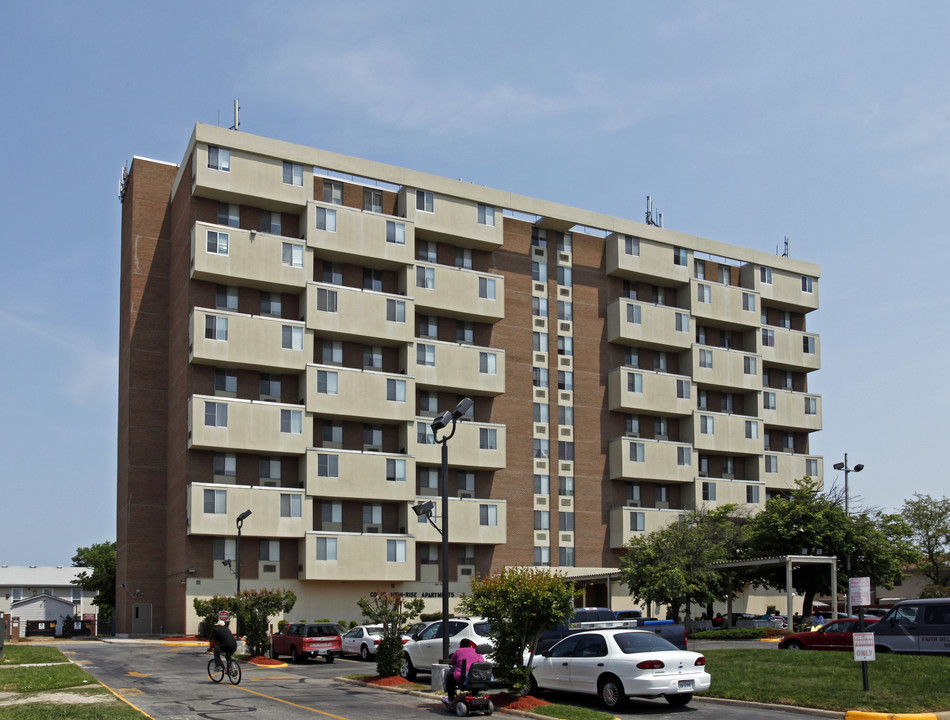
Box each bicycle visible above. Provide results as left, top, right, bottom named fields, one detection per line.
left=207, top=654, right=242, bottom=685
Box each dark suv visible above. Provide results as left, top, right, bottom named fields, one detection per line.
left=270, top=622, right=344, bottom=663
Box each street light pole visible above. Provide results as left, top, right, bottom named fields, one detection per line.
left=235, top=509, right=252, bottom=637
left=832, top=455, right=863, bottom=617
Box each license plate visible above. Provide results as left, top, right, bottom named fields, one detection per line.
left=317, top=649, right=328, bottom=654
left=678, top=680, right=694, bottom=691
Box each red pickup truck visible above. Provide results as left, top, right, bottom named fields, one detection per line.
left=270, top=622, right=344, bottom=663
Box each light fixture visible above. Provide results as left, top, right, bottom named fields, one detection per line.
left=412, top=500, right=435, bottom=517
left=835, top=454, right=865, bottom=617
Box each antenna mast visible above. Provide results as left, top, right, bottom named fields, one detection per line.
left=230, top=99, right=240, bottom=131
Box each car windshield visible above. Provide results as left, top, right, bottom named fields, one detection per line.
left=306, top=626, right=337, bottom=637
left=614, top=632, right=678, bottom=653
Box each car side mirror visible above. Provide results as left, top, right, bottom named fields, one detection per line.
left=541, top=650, right=552, bottom=658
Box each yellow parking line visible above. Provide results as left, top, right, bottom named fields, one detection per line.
left=233, top=684, right=353, bottom=719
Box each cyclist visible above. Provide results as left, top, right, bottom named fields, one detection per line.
left=208, top=619, right=237, bottom=672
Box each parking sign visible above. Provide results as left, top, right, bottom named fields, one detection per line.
left=853, top=632, right=875, bottom=662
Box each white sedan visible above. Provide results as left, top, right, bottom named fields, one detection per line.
left=528, top=629, right=710, bottom=710
left=341, top=625, right=386, bottom=660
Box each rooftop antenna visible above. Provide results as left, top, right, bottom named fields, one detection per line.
left=230, top=99, right=240, bottom=131
left=645, top=196, right=662, bottom=227
left=783, top=236, right=790, bottom=258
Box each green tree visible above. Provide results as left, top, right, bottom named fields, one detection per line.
left=357, top=592, right=425, bottom=677
left=71, top=541, right=116, bottom=621
left=619, top=505, right=747, bottom=624
left=457, top=567, right=579, bottom=692
left=194, top=588, right=296, bottom=656
left=900, top=493, right=950, bottom=585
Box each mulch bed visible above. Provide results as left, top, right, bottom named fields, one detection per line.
left=364, top=675, right=415, bottom=687
left=361, top=678, right=551, bottom=710
left=248, top=656, right=285, bottom=666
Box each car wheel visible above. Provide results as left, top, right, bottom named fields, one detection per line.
left=785, top=640, right=803, bottom=650
left=324, top=655, right=335, bottom=664
left=270, top=645, right=279, bottom=660
left=290, top=646, right=301, bottom=664
left=360, top=644, right=370, bottom=661
left=598, top=675, right=627, bottom=710
left=665, top=693, right=693, bottom=707
left=526, top=673, right=541, bottom=697
left=875, top=645, right=891, bottom=654
left=400, top=654, right=417, bottom=681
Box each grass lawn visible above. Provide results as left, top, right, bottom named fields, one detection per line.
left=704, top=648, right=950, bottom=713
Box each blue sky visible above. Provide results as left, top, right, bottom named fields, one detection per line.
left=2, top=1, right=948, bottom=566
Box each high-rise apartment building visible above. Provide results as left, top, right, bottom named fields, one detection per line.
left=117, top=124, right=821, bottom=635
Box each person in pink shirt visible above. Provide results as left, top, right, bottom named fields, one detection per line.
left=445, top=638, right=484, bottom=701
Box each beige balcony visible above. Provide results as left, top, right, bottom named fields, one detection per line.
left=683, top=479, right=761, bottom=512
left=411, top=264, right=505, bottom=322
left=607, top=368, right=693, bottom=416
left=305, top=449, right=416, bottom=502
left=689, top=280, right=759, bottom=328
left=750, top=266, right=819, bottom=312
left=760, top=328, right=821, bottom=372
left=412, top=420, right=506, bottom=470
left=690, top=347, right=761, bottom=392
left=691, top=412, right=763, bottom=455
left=412, top=341, right=505, bottom=395
left=305, top=201, right=415, bottom=269
left=186, top=483, right=308, bottom=538
left=398, top=189, right=503, bottom=250
left=762, top=390, right=822, bottom=432
left=759, top=454, right=823, bottom=488
left=608, top=437, right=696, bottom=483
left=188, top=395, right=310, bottom=455
left=605, top=233, right=691, bottom=286
left=191, top=222, right=308, bottom=290
left=412, top=497, right=507, bottom=545
left=300, top=532, right=416, bottom=581
left=305, top=283, right=415, bottom=346
left=193, top=143, right=311, bottom=212
left=608, top=506, right=682, bottom=548
left=606, top=299, right=693, bottom=351
left=304, top=365, right=415, bottom=422
left=190, top=308, right=310, bottom=372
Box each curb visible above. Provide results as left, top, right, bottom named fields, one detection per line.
left=845, top=714, right=950, bottom=720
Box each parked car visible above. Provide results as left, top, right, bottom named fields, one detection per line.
left=400, top=617, right=493, bottom=680
left=270, top=622, right=344, bottom=663
left=342, top=624, right=409, bottom=660
left=528, top=629, right=710, bottom=711
left=778, top=617, right=879, bottom=651
left=535, top=606, right=687, bottom=654
left=870, top=598, right=950, bottom=654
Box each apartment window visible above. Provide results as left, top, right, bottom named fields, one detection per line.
left=316, top=537, right=338, bottom=561
left=260, top=456, right=281, bottom=481
left=700, top=415, right=714, bottom=435
left=532, top=261, right=547, bottom=283
left=677, top=446, right=692, bottom=466
left=323, top=262, right=343, bottom=285
left=629, top=442, right=645, bottom=462
left=744, top=356, right=757, bottom=375
left=763, top=391, right=776, bottom=410
left=696, top=326, right=707, bottom=345
left=364, top=188, right=382, bottom=212
left=213, top=538, right=236, bottom=562
left=280, top=493, right=302, bottom=518
left=747, top=485, right=761, bottom=504
left=456, top=247, right=473, bottom=269
left=531, top=228, right=547, bottom=248
left=557, top=266, right=572, bottom=287
left=533, top=367, right=549, bottom=388
left=626, top=414, right=640, bottom=435
left=780, top=311, right=792, bottom=329
left=316, top=288, right=338, bottom=313
left=804, top=397, right=817, bottom=415
left=416, top=266, right=435, bottom=289
left=203, top=489, right=227, bottom=514
left=208, top=145, right=230, bottom=171
left=722, top=393, right=734, bottom=413
left=534, top=510, right=550, bottom=531
left=558, top=441, right=574, bottom=462
left=801, top=276, right=814, bottom=293
left=694, top=260, right=706, bottom=280
left=702, top=481, right=717, bottom=501
left=557, top=232, right=572, bottom=253
left=386, top=299, right=406, bottom=323
left=559, top=511, right=575, bottom=532
left=417, top=422, right=436, bottom=445
left=699, top=349, right=713, bottom=369
left=721, top=330, right=734, bottom=349
left=657, top=485, right=670, bottom=503
left=205, top=401, right=228, bottom=428
left=781, top=371, right=794, bottom=389
left=745, top=420, right=759, bottom=439
left=765, top=455, right=778, bottom=473
left=760, top=266, right=773, bottom=284
left=622, top=280, right=637, bottom=300
left=654, top=351, right=668, bottom=372
left=363, top=268, right=383, bottom=291
left=261, top=292, right=281, bottom=317
left=322, top=180, right=343, bottom=205
left=675, top=312, right=689, bottom=332
left=477, top=204, right=495, bottom=226
left=478, top=276, right=496, bottom=299
left=218, top=202, right=240, bottom=228
left=805, top=458, right=819, bottom=477
left=479, top=504, right=498, bottom=526
left=762, top=329, right=775, bottom=347
left=557, top=301, right=573, bottom=322
left=385, top=220, right=406, bottom=245
left=558, top=405, right=573, bottom=426
left=283, top=161, right=304, bottom=186
left=627, top=372, right=643, bottom=393
left=557, top=370, right=573, bottom=391
left=479, top=428, right=498, bottom=450
left=362, top=503, right=382, bottom=527
left=387, top=378, right=407, bottom=402
left=625, top=347, right=639, bottom=367
left=530, top=297, right=548, bottom=318
left=654, top=287, right=666, bottom=305
left=533, top=332, right=548, bottom=352
left=216, top=285, right=238, bottom=310
left=316, top=207, right=337, bottom=232
left=626, top=303, right=642, bottom=324
left=627, top=482, right=641, bottom=505
left=418, top=391, right=438, bottom=415
left=534, top=474, right=550, bottom=494
left=416, top=343, right=435, bottom=367
left=557, top=336, right=573, bottom=356
left=718, top=266, right=731, bottom=286
left=259, top=540, right=280, bottom=562
left=259, top=373, right=280, bottom=399
left=280, top=409, right=302, bottom=434
left=417, top=314, right=437, bottom=338
left=317, top=370, right=338, bottom=395
left=281, top=325, right=303, bottom=350
left=697, top=283, right=711, bottom=303
left=673, top=247, right=687, bottom=266
left=676, top=379, right=691, bottom=399
left=417, top=240, right=437, bottom=262
left=534, top=547, right=551, bottom=567
left=206, top=230, right=229, bottom=255
left=364, top=425, right=382, bottom=452
left=559, top=546, right=575, bottom=567
left=214, top=453, right=236, bottom=477
left=624, top=235, right=640, bottom=256
left=742, top=292, right=756, bottom=311
left=364, top=345, right=383, bottom=369
left=803, top=336, right=816, bottom=354
left=215, top=368, right=237, bottom=394
left=533, top=403, right=549, bottom=424
left=629, top=512, right=645, bottom=532
left=416, top=190, right=434, bottom=213
left=261, top=210, right=282, bottom=234
left=386, top=458, right=406, bottom=483
left=534, top=438, right=550, bottom=459
left=479, top=352, right=497, bottom=375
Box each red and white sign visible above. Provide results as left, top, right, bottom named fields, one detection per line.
left=218, top=610, right=230, bottom=623
left=850, top=577, right=872, bottom=607
left=853, top=632, right=875, bottom=662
